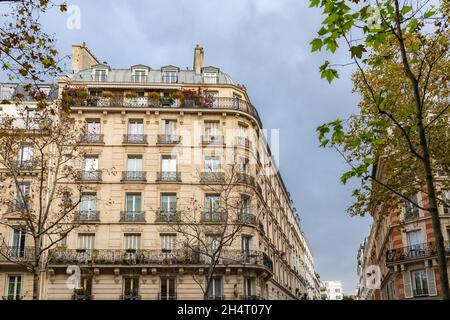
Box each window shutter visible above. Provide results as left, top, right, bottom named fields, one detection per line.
left=426, top=268, right=437, bottom=296
left=403, top=271, right=413, bottom=298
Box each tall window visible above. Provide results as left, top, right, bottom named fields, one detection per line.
left=10, top=228, right=25, bottom=258
left=203, top=72, right=217, bottom=84
left=233, top=93, right=241, bottom=109
left=163, top=120, right=176, bottom=135
left=162, top=71, right=177, bottom=83
left=204, top=156, right=221, bottom=172
left=86, top=119, right=100, bottom=136
left=124, top=234, right=141, bottom=250
left=160, top=234, right=176, bottom=251
left=443, top=190, right=450, bottom=214
left=161, top=156, right=177, bottom=176
left=78, top=234, right=95, bottom=250
left=160, top=277, right=176, bottom=300
left=6, top=275, right=22, bottom=300
left=128, top=119, right=144, bottom=135
left=205, top=121, right=220, bottom=136
left=16, top=182, right=30, bottom=209
left=238, top=157, right=249, bottom=173
left=80, top=193, right=97, bottom=220
left=205, top=194, right=220, bottom=213
left=405, top=194, right=420, bottom=220
left=123, top=277, right=139, bottom=298
left=125, top=193, right=142, bottom=212
left=83, top=155, right=99, bottom=172
left=133, top=70, right=147, bottom=82
left=161, top=193, right=177, bottom=213
left=205, top=234, right=220, bottom=253
left=242, top=235, right=252, bottom=256
left=406, top=229, right=423, bottom=257
left=207, top=277, right=222, bottom=299
left=18, top=145, right=33, bottom=166
left=411, top=270, right=429, bottom=296
left=244, top=277, right=253, bottom=296
left=240, top=195, right=250, bottom=214
left=127, top=156, right=143, bottom=172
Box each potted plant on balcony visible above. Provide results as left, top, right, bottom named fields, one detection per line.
left=101, top=90, right=113, bottom=98
left=171, top=90, right=182, bottom=100
left=125, top=91, right=138, bottom=99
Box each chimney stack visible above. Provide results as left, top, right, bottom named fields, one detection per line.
left=71, top=42, right=100, bottom=73
left=193, top=44, right=204, bottom=74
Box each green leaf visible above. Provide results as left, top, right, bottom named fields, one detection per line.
left=401, top=6, right=412, bottom=14
left=311, top=38, right=323, bottom=52
left=350, top=45, right=367, bottom=59
left=321, top=68, right=339, bottom=84
left=309, top=0, right=320, bottom=8
left=424, top=11, right=435, bottom=19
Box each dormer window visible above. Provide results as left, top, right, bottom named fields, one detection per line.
left=132, top=69, right=147, bottom=83
left=92, top=69, right=107, bottom=82
left=203, top=72, right=217, bottom=84
left=162, top=71, right=177, bottom=83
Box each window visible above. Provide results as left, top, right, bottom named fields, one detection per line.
left=242, top=235, right=252, bottom=256
left=125, top=193, right=142, bottom=212
left=18, top=145, right=33, bottom=165
left=6, top=275, right=22, bottom=300
left=15, top=182, right=30, bottom=210
left=238, top=157, right=249, bottom=173
left=162, top=71, right=177, bottom=83
left=162, top=120, right=176, bottom=135
left=78, top=234, right=95, bottom=250
left=161, top=193, right=177, bottom=213
left=128, top=119, right=144, bottom=135
left=124, top=234, right=141, bottom=250
left=132, top=70, right=147, bottom=82
left=123, top=277, right=139, bottom=298
left=237, top=124, right=247, bottom=138
left=86, top=119, right=100, bottom=136
left=160, top=234, right=176, bottom=251
left=161, top=155, right=177, bottom=172
left=205, top=121, right=220, bottom=136
left=233, top=93, right=241, bottom=109
left=244, top=277, right=253, bottom=296
left=127, top=156, right=143, bottom=172
left=77, top=275, right=93, bottom=298
left=92, top=69, right=107, bottom=82
left=240, top=195, right=250, bottom=214
left=80, top=193, right=97, bottom=220
left=335, top=288, right=340, bottom=293
left=412, top=270, right=429, bottom=296
left=405, top=194, right=420, bottom=220
left=83, top=155, right=99, bottom=172
left=205, top=195, right=221, bottom=213
left=443, top=190, right=450, bottom=214
left=10, top=228, right=25, bottom=258
left=160, top=277, right=176, bottom=300
left=335, top=294, right=342, bottom=300
left=203, top=72, right=218, bottom=84
left=406, top=229, right=424, bottom=257
left=207, top=277, right=222, bottom=299
left=204, top=156, right=221, bottom=172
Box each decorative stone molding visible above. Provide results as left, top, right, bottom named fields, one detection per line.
left=114, top=268, right=120, bottom=283
left=48, top=268, right=55, bottom=283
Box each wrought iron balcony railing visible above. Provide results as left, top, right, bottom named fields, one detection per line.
left=157, top=134, right=181, bottom=144
left=8, top=201, right=29, bottom=212
left=79, top=134, right=104, bottom=144
left=385, top=241, right=450, bottom=264
left=156, top=171, right=181, bottom=182
left=236, top=173, right=255, bottom=186
left=201, top=211, right=225, bottom=222
left=120, top=211, right=145, bottom=222
left=120, top=293, right=141, bottom=300
left=201, top=135, right=224, bottom=145
left=155, top=211, right=180, bottom=222
left=13, top=160, right=39, bottom=170
left=75, top=211, right=100, bottom=222
left=158, top=292, right=177, bottom=300
left=121, top=171, right=146, bottom=181
left=78, top=170, right=102, bottom=181
left=236, top=137, right=252, bottom=150
left=77, top=96, right=262, bottom=127
left=123, top=134, right=147, bottom=144
left=0, top=246, right=35, bottom=262
left=200, top=171, right=225, bottom=182
left=238, top=213, right=257, bottom=226
left=47, top=248, right=274, bottom=272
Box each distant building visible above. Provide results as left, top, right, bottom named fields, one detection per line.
left=323, top=280, right=344, bottom=300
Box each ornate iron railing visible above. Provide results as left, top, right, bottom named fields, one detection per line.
left=121, top=171, right=146, bottom=181
left=75, top=211, right=100, bottom=222
left=155, top=211, right=180, bottom=222
left=78, top=170, right=102, bottom=181
left=236, top=173, right=255, bottom=186
left=200, top=171, right=225, bottom=182
left=120, top=211, right=145, bottom=222
left=201, top=135, right=224, bottom=145
left=238, top=213, right=257, bottom=226
left=123, top=134, right=147, bottom=144
left=13, top=160, right=39, bottom=170
left=79, top=134, right=104, bottom=144
left=236, top=137, right=252, bottom=150
left=0, top=246, right=35, bottom=262
left=47, top=248, right=274, bottom=272
left=385, top=242, right=448, bottom=263
left=156, top=171, right=181, bottom=182
left=201, top=211, right=225, bottom=222
left=157, top=134, right=181, bottom=144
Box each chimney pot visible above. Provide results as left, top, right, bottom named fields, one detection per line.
left=193, top=44, right=204, bottom=75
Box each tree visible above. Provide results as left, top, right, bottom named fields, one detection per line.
left=0, top=101, right=88, bottom=300
left=164, top=164, right=262, bottom=300
left=310, top=0, right=450, bottom=299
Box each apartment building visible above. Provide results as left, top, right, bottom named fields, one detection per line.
left=0, top=43, right=319, bottom=300
left=357, top=162, right=450, bottom=300
left=323, top=280, right=344, bottom=300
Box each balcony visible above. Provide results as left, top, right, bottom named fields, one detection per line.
left=0, top=246, right=35, bottom=263
left=13, top=160, right=38, bottom=170
left=120, top=293, right=141, bottom=300
left=201, top=135, right=224, bottom=146
left=201, top=211, right=225, bottom=222
left=8, top=201, right=29, bottom=212
left=124, top=97, right=148, bottom=108
left=385, top=241, right=450, bottom=264
left=120, top=211, right=145, bottom=222
left=78, top=170, right=102, bottom=182
left=236, top=137, right=252, bottom=150
left=236, top=173, right=255, bottom=186
left=123, top=134, right=147, bottom=144
left=75, top=211, right=100, bottom=222
left=121, top=171, right=146, bottom=181
left=155, top=211, right=180, bottom=222
left=158, top=292, right=177, bottom=300
left=157, top=134, right=181, bottom=144
left=200, top=171, right=225, bottom=183
left=238, top=213, right=257, bottom=226
left=156, top=171, right=181, bottom=182
left=47, top=248, right=273, bottom=272
left=79, top=134, right=104, bottom=144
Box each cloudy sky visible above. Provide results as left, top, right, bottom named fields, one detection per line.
left=11, top=0, right=372, bottom=294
